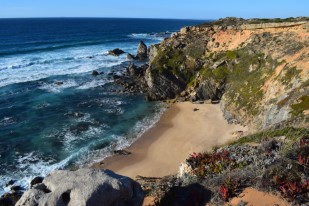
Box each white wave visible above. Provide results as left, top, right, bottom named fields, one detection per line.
left=128, top=32, right=172, bottom=41
left=0, top=103, right=167, bottom=197
left=38, top=79, right=78, bottom=93
left=0, top=116, right=16, bottom=126
left=77, top=79, right=111, bottom=90
left=78, top=102, right=167, bottom=166
left=32, top=102, right=51, bottom=110
left=0, top=146, right=90, bottom=196
left=0, top=44, right=128, bottom=88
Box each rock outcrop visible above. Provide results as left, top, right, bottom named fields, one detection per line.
left=145, top=68, right=186, bottom=101
left=136, top=41, right=148, bottom=60
left=108, top=48, right=125, bottom=56
left=144, top=17, right=309, bottom=130
left=16, top=169, right=144, bottom=206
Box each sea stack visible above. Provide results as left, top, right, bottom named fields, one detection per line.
left=136, top=41, right=148, bottom=60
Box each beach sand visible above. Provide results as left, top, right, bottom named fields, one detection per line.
left=227, top=188, right=290, bottom=206
left=93, top=102, right=247, bottom=178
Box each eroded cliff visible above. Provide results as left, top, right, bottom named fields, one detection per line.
left=145, top=17, right=309, bottom=130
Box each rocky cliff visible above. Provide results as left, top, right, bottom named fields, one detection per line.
left=145, top=17, right=309, bottom=130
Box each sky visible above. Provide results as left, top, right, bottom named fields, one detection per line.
left=0, top=0, right=308, bottom=19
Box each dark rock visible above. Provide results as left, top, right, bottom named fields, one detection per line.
left=92, top=70, right=99, bottom=76
left=114, top=150, right=132, bottom=155
left=10, top=186, right=22, bottom=192
left=261, top=140, right=280, bottom=153
left=30, top=177, right=44, bottom=187
left=54, top=81, right=63, bottom=86
left=193, top=108, right=199, bottom=112
left=0, top=192, right=23, bottom=206
left=127, top=53, right=136, bottom=60
left=145, top=68, right=186, bottom=101
left=136, top=41, right=148, bottom=60
left=107, top=48, right=125, bottom=56
left=127, top=63, right=139, bottom=76
left=113, top=75, right=121, bottom=80
left=196, top=79, right=225, bottom=101
left=5, top=180, right=15, bottom=187
left=0, top=196, right=13, bottom=206
left=70, top=122, right=91, bottom=135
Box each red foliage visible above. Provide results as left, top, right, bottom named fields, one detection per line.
left=277, top=179, right=309, bottom=201
left=219, top=177, right=240, bottom=201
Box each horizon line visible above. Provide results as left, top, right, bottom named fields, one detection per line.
left=0, top=16, right=212, bottom=21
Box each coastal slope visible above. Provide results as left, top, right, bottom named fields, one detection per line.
left=146, top=17, right=309, bottom=130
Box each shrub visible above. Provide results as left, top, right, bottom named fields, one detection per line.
left=219, top=177, right=240, bottom=201
left=290, top=96, right=309, bottom=116
left=186, top=150, right=237, bottom=177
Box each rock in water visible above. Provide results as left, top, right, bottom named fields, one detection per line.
left=30, top=176, right=44, bottom=187
left=136, top=41, right=148, bottom=60
left=92, top=70, right=99, bottom=76
left=16, top=169, right=144, bottom=206
left=107, top=48, right=125, bottom=56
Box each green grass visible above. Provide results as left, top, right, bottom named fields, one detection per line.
left=230, top=127, right=309, bottom=145
left=290, top=96, right=309, bottom=116
left=279, top=66, right=301, bottom=86
left=223, top=49, right=276, bottom=115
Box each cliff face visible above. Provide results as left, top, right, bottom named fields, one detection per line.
left=145, top=17, right=309, bottom=130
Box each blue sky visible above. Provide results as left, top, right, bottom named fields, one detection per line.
left=1, top=0, right=308, bottom=19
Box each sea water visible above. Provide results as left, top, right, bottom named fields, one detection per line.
left=0, top=18, right=205, bottom=195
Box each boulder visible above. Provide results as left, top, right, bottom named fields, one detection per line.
left=30, top=177, right=44, bottom=187
left=16, top=169, right=144, bottom=206
left=136, top=41, right=148, bottom=60
left=54, top=81, right=63, bottom=86
left=108, top=48, right=125, bottom=56
left=92, top=70, right=99, bottom=76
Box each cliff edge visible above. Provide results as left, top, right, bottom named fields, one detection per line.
left=146, top=17, right=309, bottom=130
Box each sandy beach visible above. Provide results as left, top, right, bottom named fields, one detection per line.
left=93, top=102, right=248, bottom=178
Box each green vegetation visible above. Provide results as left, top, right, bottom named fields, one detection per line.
left=153, top=45, right=278, bottom=116
left=185, top=41, right=205, bottom=59
left=220, top=177, right=240, bottom=201
left=223, top=49, right=276, bottom=116
left=194, top=49, right=277, bottom=116
left=279, top=66, right=301, bottom=86
left=248, top=17, right=307, bottom=24
left=151, top=46, right=194, bottom=83
left=230, top=127, right=308, bottom=145
left=290, top=96, right=309, bottom=116
left=226, top=50, right=237, bottom=60
left=198, top=17, right=309, bottom=28
left=302, top=79, right=309, bottom=87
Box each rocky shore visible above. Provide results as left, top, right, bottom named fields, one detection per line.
left=2, top=17, right=308, bottom=206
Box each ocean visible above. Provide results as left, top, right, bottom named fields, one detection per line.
left=0, top=18, right=205, bottom=195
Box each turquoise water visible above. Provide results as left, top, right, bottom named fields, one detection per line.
left=0, top=18, right=205, bottom=194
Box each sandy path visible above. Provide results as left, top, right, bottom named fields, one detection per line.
left=93, top=102, right=247, bottom=178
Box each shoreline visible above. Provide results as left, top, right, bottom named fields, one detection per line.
left=92, top=102, right=248, bottom=179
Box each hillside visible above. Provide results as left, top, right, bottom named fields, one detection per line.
left=146, top=17, right=309, bottom=130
